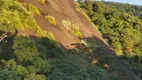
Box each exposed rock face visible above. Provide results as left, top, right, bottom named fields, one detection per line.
left=19, top=0, right=137, bottom=80
left=21, top=0, right=101, bottom=48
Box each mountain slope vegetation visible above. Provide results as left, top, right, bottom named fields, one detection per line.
left=0, top=0, right=118, bottom=80
left=103, top=1, right=142, bottom=20
left=0, top=0, right=140, bottom=80
left=80, top=1, right=142, bottom=78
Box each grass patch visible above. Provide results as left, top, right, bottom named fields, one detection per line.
left=45, top=15, right=56, bottom=25
left=61, top=20, right=82, bottom=37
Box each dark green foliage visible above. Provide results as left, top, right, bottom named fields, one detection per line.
left=24, top=73, right=46, bottom=80
left=48, top=55, right=117, bottom=80
left=35, top=38, right=63, bottom=58
left=0, top=35, right=117, bottom=80
left=0, top=69, right=20, bottom=80
left=0, top=36, right=51, bottom=79
left=33, top=58, right=50, bottom=72
left=0, top=0, right=125, bottom=79
left=103, top=2, right=142, bottom=20
left=12, top=36, right=39, bottom=62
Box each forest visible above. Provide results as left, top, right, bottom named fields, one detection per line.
left=0, top=0, right=142, bottom=80
left=0, top=0, right=118, bottom=80
left=80, top=1, right=142, bottom=76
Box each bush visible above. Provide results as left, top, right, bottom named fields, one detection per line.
left=36, top=29, right=55, bottom=40
left=0, top=69, right=20, bottom=80
left=35, top=38, right=63, bottom=58
left=24, top=3, right=41, bottom=15
left=24, top=73, right=46, bottom=80
left=48, top=55, right=118, bottom=80
left=0, top=0, right=41, bottom=35
left=33, top=58, right=50, bottom=72
left=12, top=36, right=40, bottom=62
left=81, top=10, right=92, bottom=21
left=45, top=15, right=56, bottom=25
left=61, top=20, right=82, bottom=36
left=37, top=0, right=45, bottom=4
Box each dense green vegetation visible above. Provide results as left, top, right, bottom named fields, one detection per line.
left=49, top=54, right=118, bottom=80
left=79, top=1, right=142, bottom=76
left=80, top=1, right=142, bottom=55
left=0, top=0, right=118, bottom=80
left=0, top=0, right=43, bottom=33
left=103, top=2, right=142, bottom=20
left=0, top=35, right=117, bottom=80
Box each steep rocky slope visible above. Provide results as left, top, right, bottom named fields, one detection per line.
left=18, top=0, right=138, bottom=80
left=19, top=0, right=102, bottom=48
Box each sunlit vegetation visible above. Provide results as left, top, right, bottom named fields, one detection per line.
left=36, top=29, right=55, bottom=40
left=0, top=0, right=138, bottom=79
left=45, top=15, right=56, bottom=25
left=0, top=0, right=39, bottom=34
left=0, top=0, right=33, bottom=33
left=0, top=0, right=117, bottom=77
left=62, top=20, right=82, bottom=37
left=24, top=3, right=41, bottom=15
left=0, top=36, right=51, bottom=80
left=103, top=2, right=142, bottom=20
left=81, top=9, right=92, bottom=22
left=79, top=1, right=142, bottom=77
left=37, top=0, right=45, bottom=4
left=80, top=1, right=142, bottom=56
left=0, top=0, right=55, bottom=41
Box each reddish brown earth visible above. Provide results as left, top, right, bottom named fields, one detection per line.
left=20, top=0, right=102, bottom=48
left=19, top=0, right=137, bottom=80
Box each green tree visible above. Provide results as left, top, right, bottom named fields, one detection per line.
left=0, top=69, right=20, bottom=80
left=12, top=36, right=40, bottom=62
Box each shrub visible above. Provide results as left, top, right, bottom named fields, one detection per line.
left=24, top=73, right=46, bottom=80
left=48, top=55, right=118, bottom=80
left=35, top=38, right=63, bottom=58
left=24, top=3, right=41, bottom=15
left=61, top=20, right=82, bottom=36
left=0, top=0, right=42, bottom=34
left=37, top=0, right=45, bottom=4
left=12, top=36, right=40, bottom=62
left=33, top=58, right=50, bottom=72
left=45, top=15, right=56, bottom=25
left=0, top=69, right=20, bottom=80
left=36, top=29, right=55, bottom=40
left=81, top=10, right=92, bottom=21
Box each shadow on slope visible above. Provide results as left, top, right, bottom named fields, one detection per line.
left=0, top=32, right=139, bottom=80
left=71, top=36, right=138, bottom=80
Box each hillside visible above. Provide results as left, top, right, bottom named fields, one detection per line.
left=80, top=1, right=142, bottom=79
left=19, top=0, right=103, bottom=48
left=103, top=1, right=142, bottom=20
left=0, top=0, right=140, bottom=80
